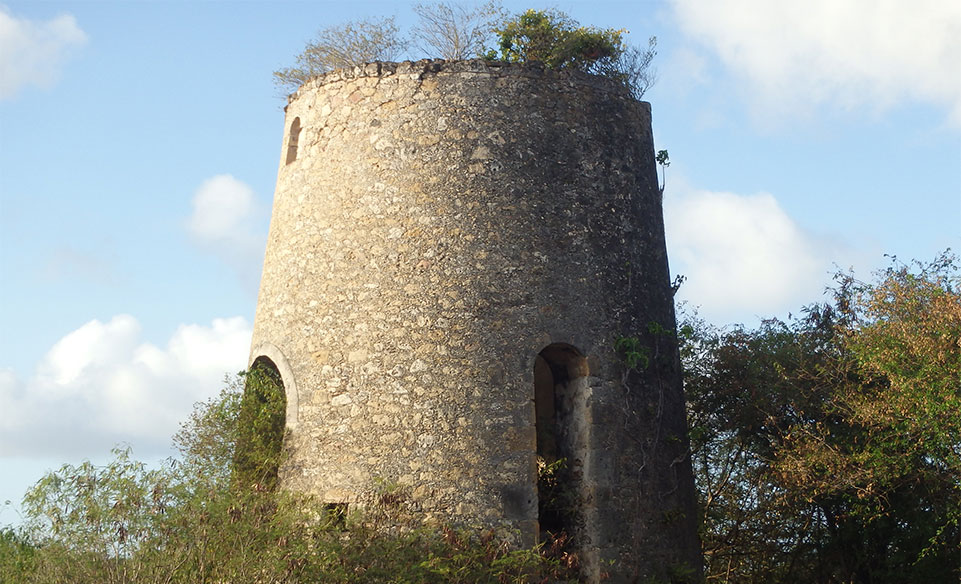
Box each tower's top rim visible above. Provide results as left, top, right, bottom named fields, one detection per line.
left=285, top=59, right=644, bottom=108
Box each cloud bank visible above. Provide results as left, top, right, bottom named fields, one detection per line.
left=0, top=315, right=252, bottom=458
left=665, top=184, right=845, bottom=324
left=0, top=7, right=87, bottom=100
left=672, top=0, right=961, bottom=126
left=187, top=174, right=268, bottom=290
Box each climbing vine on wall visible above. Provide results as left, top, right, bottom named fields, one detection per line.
left=615, top=336, right=651, bottom=371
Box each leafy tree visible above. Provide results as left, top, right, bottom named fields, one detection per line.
left=488, top=8, right=656, bottom=98
left=490, top=9, right=619, bottom=70
left=411, top=1, right=503, bottom=60
left=682, top=310, right=835, bottom=583
left=172, top=374, right=242, bottom=487
left=19, top=446, right=177, bottom=584
left=775, top=252, right=960, bottom=582
left=834, top=252, right=959, bottom=489
left=273, top=16, right=408, bottom=94
left=682, top=252, right=960, bottom=583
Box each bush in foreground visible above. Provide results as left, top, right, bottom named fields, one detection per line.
left=2, top=376, right=576, bottom=584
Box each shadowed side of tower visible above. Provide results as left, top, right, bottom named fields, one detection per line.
left=250, top=60, right=701, bottom=582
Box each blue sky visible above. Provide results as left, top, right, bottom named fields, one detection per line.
left=1, top=0, right=959, bottom=522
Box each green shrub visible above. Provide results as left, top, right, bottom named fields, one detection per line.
left=232, top=363, right=287, bottom=491
left=0, top=526, right=37, bottom=583
left=9, top=373, right=578, bottom=583
left=488, top=8, right=657, bottom=98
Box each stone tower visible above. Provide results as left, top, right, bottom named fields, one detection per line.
left=250, top=60, right=701, bottom=582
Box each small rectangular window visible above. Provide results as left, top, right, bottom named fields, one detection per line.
left=324, top=502, right=348, bottom=530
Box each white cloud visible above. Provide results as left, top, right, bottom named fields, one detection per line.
left=0, top=6, right=87, bottom=100
left=672, top=0, right=961, bottom=126
left=186, top=175, right=268, bottom=289
left=665, top=184, right=844, bottom=324
left=0, top=315, right=251, bottom=458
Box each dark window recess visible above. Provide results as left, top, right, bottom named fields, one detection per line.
left=534, top=343, right=588, bottom=540
left=324, top=502, right=349, bottom=530
left=286, top=117, right=302, bottom=164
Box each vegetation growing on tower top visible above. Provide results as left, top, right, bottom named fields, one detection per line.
left=486, top=8, right=657, bottom=98
left=273, top=2, right=656, bottom=99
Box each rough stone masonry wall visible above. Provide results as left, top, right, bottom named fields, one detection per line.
left=250, top=59, right=701, bottom=582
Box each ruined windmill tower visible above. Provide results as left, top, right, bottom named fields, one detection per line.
left=250, top=60, right=701, bottom=582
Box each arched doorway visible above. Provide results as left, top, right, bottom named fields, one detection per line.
left=233, top=357, right=287, bottom=490
left=534, top=343, right=590, bottom=540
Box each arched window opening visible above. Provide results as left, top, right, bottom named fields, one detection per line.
left=534, top=343, right=589, bottom=540
left=233, top=357, right=287, bottom=490
left=285, top=117, right=302, bottom=164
